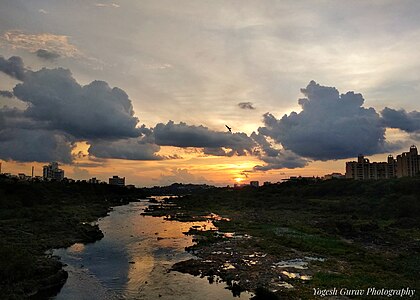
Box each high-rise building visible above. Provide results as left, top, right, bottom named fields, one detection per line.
left=345, top=154, right=396, bottom=180
left=43, top=162, right=65, bottom=181
left=346, top=146, right=420, bottom=180
left=396, top=145, right=420, bottom=178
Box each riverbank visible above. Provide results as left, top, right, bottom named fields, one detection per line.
left=143, top=178, right=420, bottom=299
left=0, top=176, right=146, bottom=299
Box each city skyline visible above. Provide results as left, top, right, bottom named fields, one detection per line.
left=1, top=1, right=420, bottom=186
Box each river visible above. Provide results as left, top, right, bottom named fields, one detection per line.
left=52, top=200, right=252, bottom=299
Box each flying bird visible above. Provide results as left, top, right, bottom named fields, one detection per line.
left=225, top=125, right=232, bottom=132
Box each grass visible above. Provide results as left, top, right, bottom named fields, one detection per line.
left=158, top=178, right=420, bottom=299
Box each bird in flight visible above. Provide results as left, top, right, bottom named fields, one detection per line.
left=225, top=125, right=232, bottom=132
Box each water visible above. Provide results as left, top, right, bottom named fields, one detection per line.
left=53, top=201, right=252, bottom=299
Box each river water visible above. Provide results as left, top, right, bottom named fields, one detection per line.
left=52, top=200, right=252, bottom=300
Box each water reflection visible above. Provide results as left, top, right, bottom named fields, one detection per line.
left=53, top=201, right=251, bottom=299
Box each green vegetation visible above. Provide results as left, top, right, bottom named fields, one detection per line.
left=153, top=178, right=420, bottom=299
left=0, top=175, right=145, bottom=299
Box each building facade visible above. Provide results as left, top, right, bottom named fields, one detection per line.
left=346, top=146, right=420, bottom=180
left=43, top=162, right=65, bottom=181
left=109, top=175, right=125, bottom=186
left=396, top=145, right=420, bottom=178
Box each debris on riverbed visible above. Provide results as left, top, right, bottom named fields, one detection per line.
left=143, top=198, right=326, bottom=298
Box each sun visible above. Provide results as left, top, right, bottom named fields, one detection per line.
left=234, top=177, right=243, bottom=183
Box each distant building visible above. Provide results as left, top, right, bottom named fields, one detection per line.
left=345, top=146, right=420, bottom=180
left=323, top=173, right=345, bottom=180
left=346, top=155, right=396, bottom=180
left=284, top=176, right=317, bottom=182
left=43, top=162, right=64, bottom=181
left=396, top=145, right=420, bottom=178
left=250, top=181, right=259, bottom=187
left=89, top=177, right=100, bottom=184
left=109, top=175, right=125, bottom=186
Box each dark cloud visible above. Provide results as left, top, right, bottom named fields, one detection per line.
left=0, top=90, right=14, bottom=98
left=381, top=107, right=420, bottom=133
left=0, top=128, right=73, bottom=163
left=0, top=56, right=143, bottom=163
left=88, top=138, right=163, bottom=160
left=35, top=49, right=60, bottom=60
left=253, top=151, right=308, bottom=171
left=0, top=106, right=45, bottom=130
left=0, top=55, right=25, bottom=80
left=13, top=68, right=141, bottom=139
left=238, top=102, right=255, bottom=110
left=259, top=81, right=393, bottom=160
left=250, top=132, right=308, bottom=171
left=154, top=121, right=255, bottom=156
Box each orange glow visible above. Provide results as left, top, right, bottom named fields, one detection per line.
left=234, top=177, right=244, bottom=183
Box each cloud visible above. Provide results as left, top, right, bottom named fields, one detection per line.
left=381, top=107, right=420, bottom=133
left=0, top=128, right=73, bottom=163
left=71, top=166, right=91, bottom=179
left=0, top=106, right=42, bottom=129
left=157, top=168, right=211, bottom=185
left=0, top=90, right=14, bottom=98
left=253, top=150, right=308, bottom=171
left=88, top=138, right=163, bottom=160
left=2, top=30, right=81, bottom=58
left=35, top=49, right=60, bottom=60
left=250, top=132, right=308, bottom=171
left=95, top=3, right=120, bottom=8
left=12, top=67, right=140, bottom=139
left=0, top=55, right=25, bottom=80
left=154, top=121, right=256, bottom=156
left=238, top=102, right=255, bottom=110
left=259, top=81, right=393, bottom=160
left=0, top=56, right=143, bottom=163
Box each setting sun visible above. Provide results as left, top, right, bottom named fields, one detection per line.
left=234, top=177, right=244, bottom=183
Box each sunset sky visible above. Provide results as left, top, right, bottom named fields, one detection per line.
left=1, top=1, right=420, bottom=186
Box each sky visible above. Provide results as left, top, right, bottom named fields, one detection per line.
left=1, top=0, right=420, bottom=186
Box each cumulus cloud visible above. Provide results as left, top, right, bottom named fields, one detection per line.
left=250, top=132, right=308, bottom=171
left=154, top=121, right=256, bottom=156
left=259, top=81, right=393, bottom=160
left=381, top=107, right=420, bottom=133
left=238, top=102, right=255, bottom=110
left=12, top=68, right=140, bottom=139
left=0, top=56, right=144, bottom=163
left=88, top=138, right=163, bottom=160
left=35, top=49, right=60, bottom=60
left=0, top=128, right=73, bottom=163
left=0, top=107, right=42, bottom=129
left=0, top=55, right=25, bottom=80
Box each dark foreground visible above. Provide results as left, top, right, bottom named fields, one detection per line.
left=144, top=178, right=420, bottom=299
left=1, top=177, right=419, bottom=299
left=0, top=176, right=145, bottom=299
